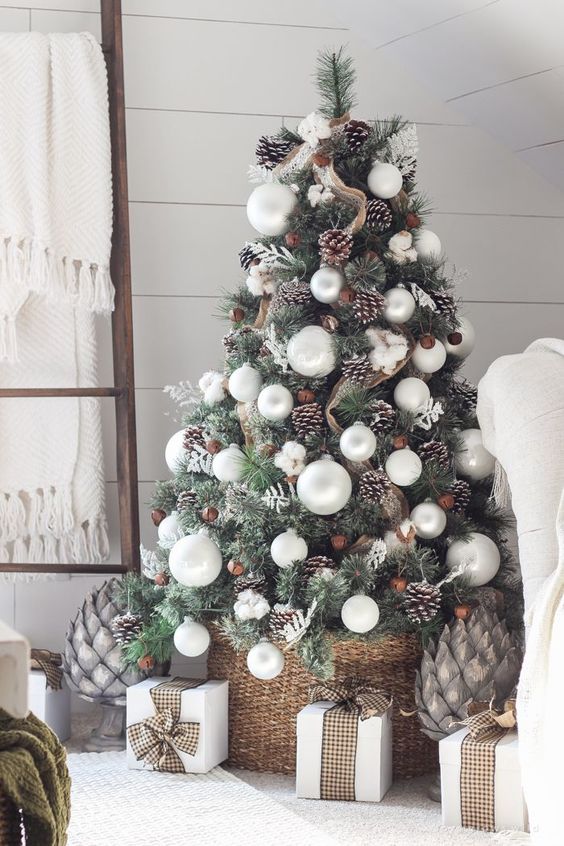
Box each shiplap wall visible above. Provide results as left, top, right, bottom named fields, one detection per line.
left=1, top=0, right=564, bottom=656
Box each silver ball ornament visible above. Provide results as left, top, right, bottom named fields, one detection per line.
left=385, top=448, right=422, bottom=486
left=410, top=501, right=447, bottom=539
left=446, top=533, right=501, bottom=587
left=165, top=429, right=186, bottom=473
left=412, top=339, right=447, bottom=373
left=246, top=183, right=298, bottom=237
left=367, top=162, right=403, bottom=199
left=270, top=529, right=308, bottom=569
left=286, top=326, right=336, bottom=377
left=415, top=229, right=442, bottom=260
left=247, top=640, right=285, bottom=680
left=393, top=377, right=430, bottom=412
left=455, top=428, right=495, bottom=480
left=341, top=595, right=380, bottom=633
left=296, top=458, right=352, bottom=515
left=173, top=616, right=210, bottom=657
left=445, top=316, right=476, bottom=359
left=228, top=363, right=263, bottom=402
left=212, top=444, right=246, bottom=482
left=339, top=423, right=377, bottom=462
left=309, top=266, right=344, bottom=304
left=169, top=534, right=222, bottom=587
left=257, top=384, right=294, bottom=422
left=383, top=287, right=416, bottom=324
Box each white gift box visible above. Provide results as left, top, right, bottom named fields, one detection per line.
left=28, top=670, right=71, bottom=741
left=296, top=700, right=392, bottom=802
left=126, top=677, right=228, bottom=774
left=440, top=728, right=528, bottom=832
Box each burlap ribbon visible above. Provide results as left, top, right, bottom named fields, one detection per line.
left=127, top=677, right=204, bottom=773
left=457, top=699, right=517, bottom=832
left=309, top=679, right=391, bottom=801
left=30, top=648, right=63, bottom=690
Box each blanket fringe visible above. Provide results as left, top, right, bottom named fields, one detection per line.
left=0, top=520, right=110, bottom=577
left=491, top=459, right=511, bottom=509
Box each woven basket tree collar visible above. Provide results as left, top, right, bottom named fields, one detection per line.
left=309, top=678, right=392, bottom=720
left=30, top=648, right=63, bottom=690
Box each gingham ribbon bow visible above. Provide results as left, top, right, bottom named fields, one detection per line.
left=309, top=678, right=391, bottom=721
left=30, top=648, right=63, bottom=690
left=461, top=698, right=517, bottom=741
left=127, top=708, right=199, bottom=772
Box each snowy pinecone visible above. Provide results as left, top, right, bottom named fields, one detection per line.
left=183, top=425, right=206, bottom=452
left=450, top=479, right=471, bottom=513
left=344, top=119, right=370, bottom=151
left=418, top=440, right=450, bottom=468
left=268, top=603, right=299, bottom=639
left=234, top=572, right=266, bottom=593
left=272, top=278, right=312, bottom=309
left=110, top=612, right=143, bottom=645
left=403, top=162, right=417, bottom=182
left=433, top=290, right=457, bottom=318
left=370, top=400, right=395, bottom=434
left=404, top=581, right=442, bottom=623
left=292, top=402, right=325, bottom=438
left=303, top=555, right=336, bottom=578
left=177, top=489, right=197, bottom=511
left=239, top=242, right=262, bottom=271
left=318, top=229, right=353, bottom=266
left=342, top=354, right=374, bottom=385
left=352, top=289, right=385, bottom=325
left=448, top=379, right=478, bottom=415
left=255, top=135, right=293, bottom=169
left=359, top=470, right=392, bottom=502
left=365, top=199, right=393, bottom=233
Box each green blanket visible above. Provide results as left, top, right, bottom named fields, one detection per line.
left=0, top=709, right=70, bottom=846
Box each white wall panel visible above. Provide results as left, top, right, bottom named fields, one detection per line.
left=0, top=584, right=14, bottom=627
left=30, top=9, right=101, bottom=39
left=122, top=0, right=341, bottom=29
left=519, top=142, right=564, bottom=195
left=0, top=8, right=28, bottom=30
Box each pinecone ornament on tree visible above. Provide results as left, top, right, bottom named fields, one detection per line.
left=292, top=402, right=325, bottom=438
left=359, top=470, right=392, bottom=502
left=183, top=425, right=206, bottom=452
left=234, top=572, right=266, bottom=594
left=319, top=229, right=353, bottom=266
left=177, top=489, right=197, bottom=511
left=303, top=555, right=336, bottom=578
left=418, top=440, right=450, bottom=468
left=448, top=379, right=478, bottom=415
left=344, top=119, right=370, bottom=151
left=450, top=479, right=471, bottom=513
left=365, top=198, right=393, bottom=233
left=370, top=400, right=395, bottom=434
left=352, top=289, right=385, bottom=325
left=433, top=290, right=457, bottom=318
left=239, top=242, right=262, bottom=271
left=255, top=135, right=293, bottom=169
left=110, top=612, right=143, bottom=645
left=272, top=278, right=312, bottom=309
left=268, top=603, right=299, bottom=639
left=342, top=354, right=374, bottom=385
left=404, top=581, right=442, bottom=623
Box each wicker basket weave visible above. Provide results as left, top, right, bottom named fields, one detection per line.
left=208, top=628, right=437, bottom=778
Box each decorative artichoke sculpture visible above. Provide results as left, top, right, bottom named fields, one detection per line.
left=415, top=604, right=523, bottom=741
left=63, top=579, right=144, bottom=705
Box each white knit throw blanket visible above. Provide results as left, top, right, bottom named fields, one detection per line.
left=478, top=338, right=564, bottom=845
left=0, top=32, right=114, bottom=573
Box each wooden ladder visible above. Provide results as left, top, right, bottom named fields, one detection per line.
left=0, top=0, right=140, bottom=576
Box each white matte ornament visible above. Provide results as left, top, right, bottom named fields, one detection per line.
left=270, top=529, right=308, bottom=569
left=212, top=444, right=246, bottom=482
left=446, top=533, right=501, bottom=587
left=228, top=364, right=263, bottom=402
left=247, top=640, right=285, bottom=680
left=445, top=316, right=476, bottom=359
left=393, top=377, right=431, bottom=412
left=412, top=339, right=447, bottom=374
left=286, top=326, right=336, bottom=377
left=367, top=162, right=403, bottom=199
left=157, top=512, right=182, bottom=544
left=165, top=430, right=186, bottom=473
left=173, top=617, right=211, bottom=657
left=246, top=183, right=298, bottom=237
left=341, top=595, right=380, bottom=633
left=455, top=428, right=495, bottom=480
left=296, top=459, right=352, bottom=515
left=339, top=423, right=377, bottom=462
left=385, top=448, right=422, bottom=486
left=257, top=384, right=294, bottom=422
left=169, top=534, right=222, bottom=587
left=415, top=229, right=442, bottom=260
left=410, top=502, right=447, bottom=539
left=309, top=266, right=344, bottom=304
left=383, top=287, right=416, bottom=324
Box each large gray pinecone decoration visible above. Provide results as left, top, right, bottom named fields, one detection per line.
left=415, top=605, right=523, bottom=741
left=63, top=579, right=144, bottom=705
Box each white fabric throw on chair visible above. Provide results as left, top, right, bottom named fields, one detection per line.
left=0, top=32, right=114, bottom=571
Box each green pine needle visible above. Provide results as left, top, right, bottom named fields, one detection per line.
left=315, top=47, right=357, bottom=118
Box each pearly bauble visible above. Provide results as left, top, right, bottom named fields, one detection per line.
left=173, top=617, right=210, bottom=657
left=157, top=512, right=182, bottom=545
left=165, top=429, right=187, bottom=474
left=310, top=266, right=344, bottom=304
left=228, top=364, right=263, bottom=402
left=212, top=444, right=246, bottom=483
left=446, top=533, right=500, bottom=587
left=169, top=534, right=222, bottom=587
left=246, top=183, right=298, bottom=237
left=414, top=229, right=442, bottom=260
left=287, top=326, right=336, bottom=377
left=297, top=458, right=352, bottom=515
left=339, top=423, right=377, bottom=462
left=341, top=595, right=380, bottom=633
left=385, top=448, right=422, bottom=486
left=412, top=339, right=447, bottom=374
left=410, top=501, right=447, bottom=539
left=247, top=640, right=285, bottom=680
left=393, top=377, right=430, bottom=412
left=454, top=428, right=495, bottom=480
left=383, top=287, right=416, bottom=324
left=367, top=162, right=403, bottom=199
left=257, top=384, right=294, bottom=421
left=270, top=529, right=308, bottom=569
left=445, top=316, right=476, bottom=359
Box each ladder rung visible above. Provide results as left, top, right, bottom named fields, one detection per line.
left=0, top=387, right=124, bottom=398
left=0, top=563, right=129, bottom=574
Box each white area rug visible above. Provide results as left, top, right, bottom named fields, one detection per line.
left=67, top=751, right=494, bottom=846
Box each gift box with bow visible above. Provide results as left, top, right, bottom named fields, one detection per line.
left=296, top=679, right=392, bottom=802
left=440, top=699, right=528, bottom=833
left=28, top=648, right=70, bottom=741
left=126, top=676, right=228, bottom=774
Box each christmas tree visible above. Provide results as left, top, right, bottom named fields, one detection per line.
left=117, top=49, right=521, bottom=681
